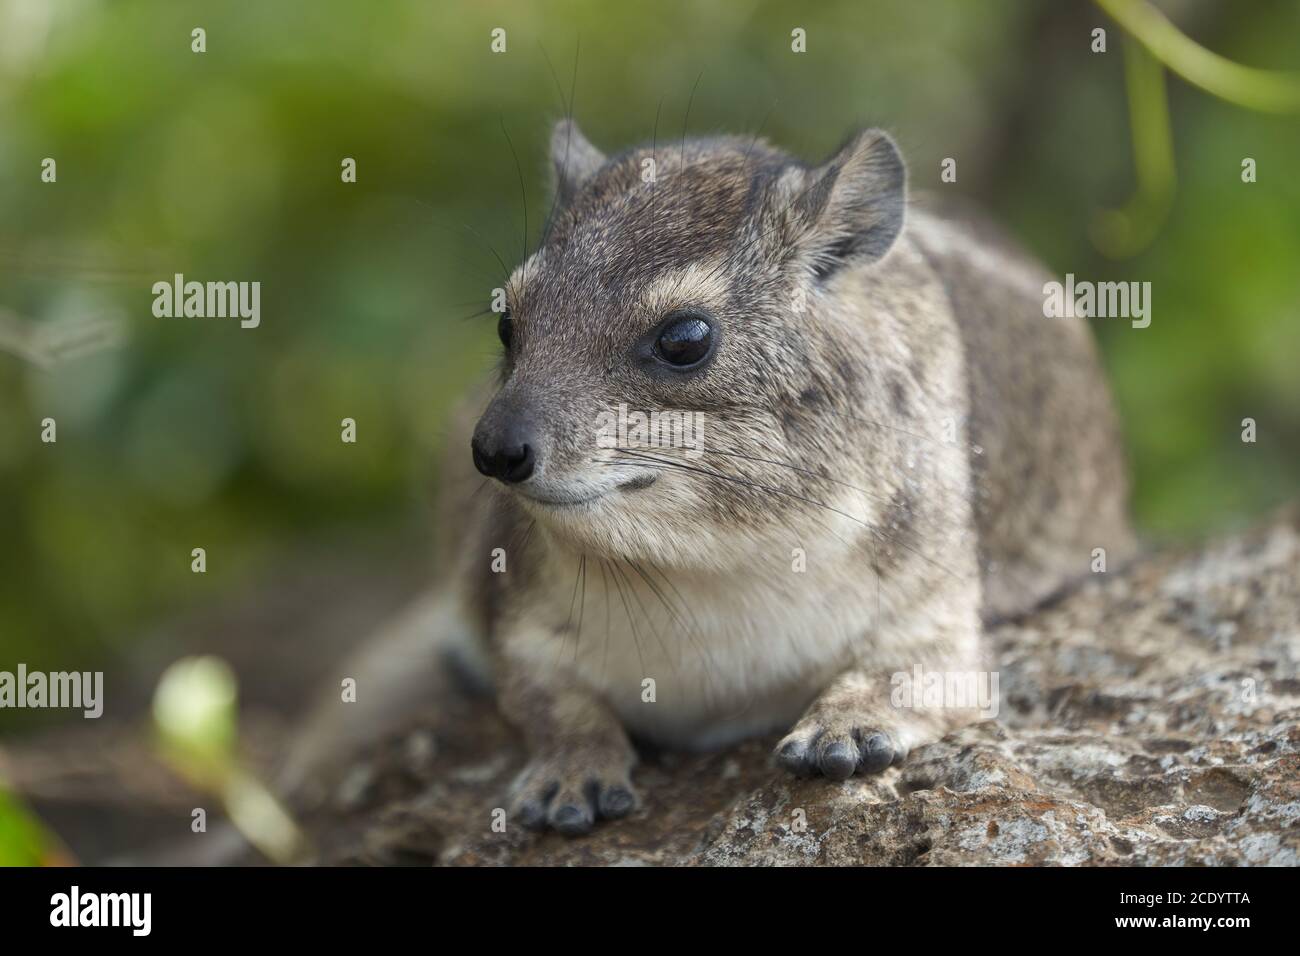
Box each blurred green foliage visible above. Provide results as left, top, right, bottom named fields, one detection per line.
left=0, top=0, right=1297, bottom=688
left=0, top=783, right=70, bottom=864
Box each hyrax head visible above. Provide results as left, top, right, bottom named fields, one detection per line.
left=471, top=118, right=909, bottom=569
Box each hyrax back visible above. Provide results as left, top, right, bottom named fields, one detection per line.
left=908, top=203, right=1135, bottom=618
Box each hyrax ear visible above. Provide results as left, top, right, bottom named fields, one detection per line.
left=792, top=129, right=906, bottom=277
left=550, top=118, right=606, bottom=205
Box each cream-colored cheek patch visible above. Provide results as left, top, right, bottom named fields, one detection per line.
left=635, top=260, right=731, bottom=316
left=504, top=251, right=547, bottom=306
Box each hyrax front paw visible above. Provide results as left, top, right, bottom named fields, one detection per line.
left=775, top=717, right=908, bottom=781
left=509, top=751, right=639, bottom=837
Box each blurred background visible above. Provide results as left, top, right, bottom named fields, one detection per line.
left=0, top=0, right=1297, bottom=862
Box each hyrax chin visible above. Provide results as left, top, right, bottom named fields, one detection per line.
left=436, top=119, right=1135, bottom=836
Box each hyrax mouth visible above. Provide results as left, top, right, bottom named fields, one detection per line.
left=617, top=474, right=658, bottom=493
left=521, top=473, right=658, bottom=508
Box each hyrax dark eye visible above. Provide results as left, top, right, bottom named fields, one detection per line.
left=497, top=312, right=513, bottom=350
left=655, top=313, right=713, bottom=368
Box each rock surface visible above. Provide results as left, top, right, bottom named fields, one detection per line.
left=301, top=509, right=1300, bottom=866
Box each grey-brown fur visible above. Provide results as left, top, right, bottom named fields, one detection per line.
left=420, top=119, right=1135, bottom=836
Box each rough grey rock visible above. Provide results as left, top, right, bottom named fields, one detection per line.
left=301, top=509, right=1300, bottom=866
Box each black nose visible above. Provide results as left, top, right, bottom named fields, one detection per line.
left=471, top=432, right=537, bottom=484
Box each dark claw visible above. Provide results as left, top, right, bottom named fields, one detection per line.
left=817, top=739, right=858, bottom=781
left=776, top=739, right=813, bottom=777
left=550, top=801, right=595, bottom=837
left=598, top=784, right=636, bottom=819
left=516, top=798, right=549, bottom=830
left=858, top=732, right=895, bottom=774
